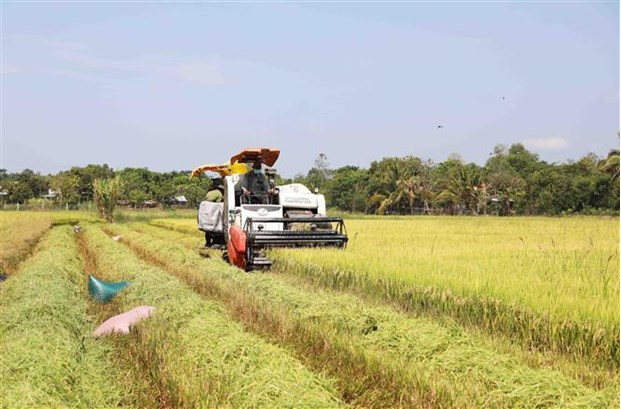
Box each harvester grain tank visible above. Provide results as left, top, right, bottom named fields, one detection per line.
left=192, top=148, right=348, bottom=270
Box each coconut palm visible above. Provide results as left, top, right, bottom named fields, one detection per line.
left=600, top=149, right=620, bottom=180
left=439, top=166, right=487, bottom=215
left=378, top=176, right=419, bottom=215
left=368, top=156, right=428, bottom=214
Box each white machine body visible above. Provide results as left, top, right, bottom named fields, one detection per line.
left=223, top=176, right=327, bottom=233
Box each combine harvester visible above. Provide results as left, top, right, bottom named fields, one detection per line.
left=191, top=148, right=348, bottom=271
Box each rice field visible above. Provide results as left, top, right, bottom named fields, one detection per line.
left=272, top=218, right=620, bottom=370
left=79, top=226, right=343, bottom=408
left=0, top=212, right=53, bottom=274
left=276, top=217, right=619, bottom=326
left=149, top=216, right=620, bottom=367
left=0, top=226, right=130, bottom=408
left=105, top=222, right=618, bottom=407
left=1, top=211, right=619, bottom=408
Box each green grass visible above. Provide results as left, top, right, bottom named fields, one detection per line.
left=0, top=226, right=130, bottom=408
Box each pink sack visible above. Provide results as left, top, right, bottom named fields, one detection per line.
left=93, top=306, right=155, bottom=337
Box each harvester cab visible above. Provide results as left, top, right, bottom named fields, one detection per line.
left=193, top=148, right=348, bottom=271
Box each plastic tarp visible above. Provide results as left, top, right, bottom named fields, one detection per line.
left=198, top=201, right=224, bottom=233
left=93, top=306, right=155, bottom=337
left=190, top=161, right=250, bottom=178
left=88, top=275, right=130, bottom=303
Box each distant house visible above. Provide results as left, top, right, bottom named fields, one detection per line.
left=42, top=189, right=58, bottom=199
left=142, top=200, right=159, bottom=208
left=171, top=195, right=188, bottom=206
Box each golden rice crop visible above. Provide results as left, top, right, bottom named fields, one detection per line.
left=110, top=222, right=619, bottom=408
left=147, top=215, right=620, bottom=368
left=149, top=218, right=200, bottom=236
left=285, top=217, right=619, bottom=325
left=273, top=217, right=620, bottom=367
left=0, top=212, right=53, bottom=274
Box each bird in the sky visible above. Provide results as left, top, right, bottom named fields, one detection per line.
left=437, top=125, right=443, bottom=129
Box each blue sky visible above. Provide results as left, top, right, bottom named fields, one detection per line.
left=2, top=2, right=619, bottom=177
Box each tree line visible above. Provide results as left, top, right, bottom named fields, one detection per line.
left=290, top=143, right=619, bottom=216
left=0, top=166, right=211, bottom=209
left=1, top=142, right=619, bottom=215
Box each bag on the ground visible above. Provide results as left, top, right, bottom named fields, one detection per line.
left=93, top=306, right=155, bottom=337
left=88, top=275, right=130, bottom=302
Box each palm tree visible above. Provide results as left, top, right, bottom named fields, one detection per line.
left=417, top=179, right=435, bottom=215
left=368, top=192, right=387, bottom=214
left=378, top=176, right=419, bottom=215
left=440, top=166, right=487, bottom=215
left=436, top=189, right=459, bottom=215
left=601, top=149, right=620, bottom=180
left=368, top=156, right=432, bottom=215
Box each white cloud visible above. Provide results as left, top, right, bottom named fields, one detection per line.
left=45, top=39, right=87, bottom=52
left=53, top=49, right=227, bottom=86
left=156, top=62, right=225, bottom=85
left=13, top=34, right=228, bottom=86
left=522, top=137, right=569, bottom=150
left=56, top=51, right=136, bottom=72
left=45, top=69, right=106, bottom=82
left=1, top=64, right=20, bottom=74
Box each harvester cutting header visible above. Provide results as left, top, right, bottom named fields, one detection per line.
left=191, top=148, right=348, bottom=271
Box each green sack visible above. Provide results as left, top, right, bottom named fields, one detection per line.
left=88, top=275, right=129, bottom=302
